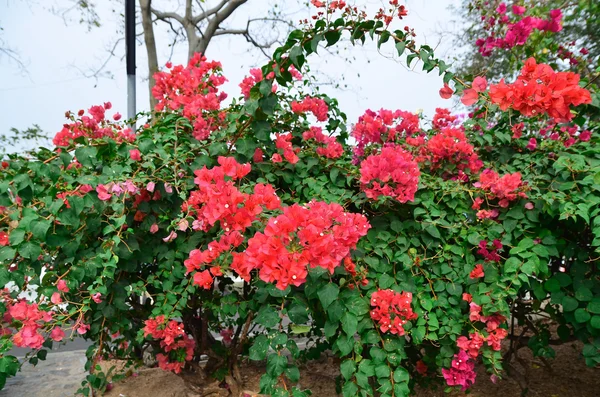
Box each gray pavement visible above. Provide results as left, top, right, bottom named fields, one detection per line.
left=0, top=349, right=87, bottom=397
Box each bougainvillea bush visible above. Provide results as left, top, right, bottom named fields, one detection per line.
left=1, top=1, right=599, bottom=396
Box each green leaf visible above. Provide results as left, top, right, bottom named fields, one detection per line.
left=8, top=229, right=25, bottom=246
left=342, top=381, right=358, bottom=397
left=19, top=242, right=41, bottom=259
left=562, top=296, right=579, bottom=312
left=395, top=41, right=406, bottom=56
left=425, top=225, right=441, bottom=239
left=288, top=303, right=309, bottom=324
left=256, top=306, right=280, bottom=328
left=575, top=287, right=593, bottom=302
left=325, top=30, right=341, bottom=47
left=31, top=220, right=51, bottom=240
left=591, top=316, right=600, bottom=329
left=249, top=335, right=269, bottom=361
left=392, top=367, right=409, bottom=383
left=318, top=284, right=339, bottom=310
left=290, top=325, right=311, bottom=334
left=340, top=359, right=356, bottom=380
left=74, top=146, right=98, bottom=168
left=341, top=312, right=358, bottom=336
left=574, top=308, right=591, bottom=323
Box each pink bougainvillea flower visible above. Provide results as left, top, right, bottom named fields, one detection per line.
left=92, top=293, right=102, bottom=304
left=164, top=183, right=173, bottom=194
left=57, top=280, right=69, bottom=292
left=512, top=5, right=526, bottom=15
left=472, top=76, right=488, bottom=92
left=146, top=181, right=156, bottom=192
left=579, top=130, right=591, bottom=142
left=525, top=202, right=534, bottom=210
left=461, top=89, right=479, bottom=106
left=77, top=324, right=90, bottom=335
left=163, top=230, right=177, bottom=242
left=178, top=219, right=189, bottom=231
left=129, top=149, right=142, bottom=161
left=51, top=292, right=62, bottom=304
left=439, top=84, right=454, bottom=99
left=96, top=184, right=112, bottom=201
left=113, top=112, right=122, bottom=121
left=526, top=137, right=537, bottom=150
left=272, top=153, right=283, bottom=163
left=50, top=327, right=65, bottom=342
left=150, top=223, right=159, bottom=234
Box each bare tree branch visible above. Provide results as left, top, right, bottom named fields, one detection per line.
left=192, top=0, right=228, bottom=24
left=150, top=7, right=184, bottom=25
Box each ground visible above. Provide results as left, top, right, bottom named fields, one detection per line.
left=1, top=341, right=597, bottom=397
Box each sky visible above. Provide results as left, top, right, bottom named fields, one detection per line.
left=0, top=0, right=462, bottom=151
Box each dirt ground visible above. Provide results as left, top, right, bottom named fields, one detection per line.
left=107, top=341, right=598, bottom=397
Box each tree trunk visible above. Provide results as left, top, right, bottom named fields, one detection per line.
left=139, top=0, right=159, bottom=110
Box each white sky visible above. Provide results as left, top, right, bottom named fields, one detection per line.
left=0, top=0, right=462, bottom=150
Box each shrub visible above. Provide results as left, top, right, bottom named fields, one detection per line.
left=0, top=2, right=599, bottom=396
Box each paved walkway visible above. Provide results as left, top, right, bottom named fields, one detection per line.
left=0, top=350, right=87, bottom=397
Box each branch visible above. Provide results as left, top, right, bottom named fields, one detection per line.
left=192, top=0, right=228, bottom=24
left=150, top=7, right=184, bottom=25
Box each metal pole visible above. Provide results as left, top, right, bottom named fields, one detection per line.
left=125, top=0, right=136, bottom=124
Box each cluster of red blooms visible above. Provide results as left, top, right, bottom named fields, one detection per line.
left=54, top=102, right=135, bottom=146
left=0, top=230, right=8, bottom=246
left=444, top=292, right=508, bottom=390
left=477, top=239, right=503, bottom=262
left=374, top=1, right=408, bottom=25
left=183, top=157, right=281, bottom=288
left=56, top=184, right=93, bottom=208
left=239, top=64, right=302, bottom=99
left=143, top=316, right=195, bottom=374
left=359, top=145, right=420, bottom=203
left=2, top=300, right=58, bottom=349
left=489, top=57, right=592, bottom=122
left=432, top=108, right=460, bottom=130
left=351, top=108, right=420, bottom=160
left=291, top=97, right=329, bottom=122
left=231, top=201, right=370, bottom=290
left=415, top=126, right=483, bottom=177
left=152, top=54, right=227, bottom=141
left=475, top=3, right=562, bottom=56
left=273, top=133, right=300, bottom=164
left=310, top=0, right=347, bottom=11
left=369, top=289, right=417, bottom=335
left=302, top=126, right=343, bottom=159
left=474, top=169, right=527, bottom=211
left=464, top=298, right=508, bottom=353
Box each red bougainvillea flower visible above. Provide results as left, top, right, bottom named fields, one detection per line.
left=370, top=289, right=418, bottom=335
left=439, top=84, right=454, bottom=99
left=359, top=145, right=420, bottom=203
left=469, top=264, right=485, bottom=279
left=419, top=126, right=483, bottom=175
left=54, top=104, right=136, bottom=146
left=351, top=108, right=420, bottom=158
left=129, top=149, right=142, bottom=161
left=302, top=126, right=343, bottom=159
left=475, top=169, right=527, bottom=207
left=144, top=317, right=195, bottom=374
left=489, top=58, right=592, bottom=121
left=291, top=96, right=329, bottom=121
left=526, top=137, right=537, bottom=150
left=231, top=201, right=370, bottom=290
left=0, top=231, right=8, bottom=246
left=416, top=360, right=428, bottom=375
left=152, top=53, right=227, bottom=141
left=193, top=270, right=213, bottom=289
